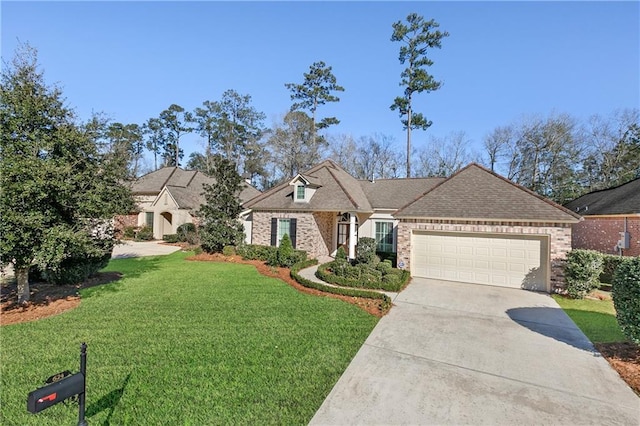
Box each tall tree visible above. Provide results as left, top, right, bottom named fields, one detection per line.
left=143, top=117, right=166, bottom=170
left=0, top=44, right=133, bottom=303
left=192, top=90, right=267, bottom=179
left=354, top=134, right=402, bottom=180
left=416, top=131, right=477, bottom=177
left=105, top=122, right=144, bottom=177
left=390, top=13, right=449, bottom=177
left=158, top=104, right=192, bottom=167
left=198, top=156, right=244, bottom=253
left=285, top=61, right=344, bottom=146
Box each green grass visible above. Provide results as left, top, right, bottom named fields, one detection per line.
left=1, top=252, right=378, bottom=425
left=552, top=294, right=626, bottom=343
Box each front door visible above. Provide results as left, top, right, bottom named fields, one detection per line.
left=337, top=222, right=350, bottom=250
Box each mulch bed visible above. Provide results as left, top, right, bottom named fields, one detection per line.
left=594, top=342, right=640, bottom=395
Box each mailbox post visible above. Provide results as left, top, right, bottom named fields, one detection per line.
left=27, top=343, right=88, bottom=425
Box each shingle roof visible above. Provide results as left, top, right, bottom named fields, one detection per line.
left=133, top=167, right=260, bottom=209
left=244, top=160, right=373, bottom=212
left=564, top=178, right=640, bottom=215
left=395, top=163, right=581, bottom=222
left=359, top=177, right=445, bottom=210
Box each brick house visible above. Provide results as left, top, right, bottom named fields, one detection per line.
left=244, top=160, right=581, bottom=292
left=564, top=177, right=640, bottom=257
left=117, top=167, right=260, bottom=240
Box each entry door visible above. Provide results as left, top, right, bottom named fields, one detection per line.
left=337, top=223, right=349, bottom=250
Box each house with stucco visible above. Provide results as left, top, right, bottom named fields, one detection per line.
left=564, top=177, right=640, bottom=257
left=244, top=160, right=581, bottom=292
left=116, top=167, right=260, bottom=240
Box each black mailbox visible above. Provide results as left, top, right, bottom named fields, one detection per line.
left=27, top=372, right=84, bottom=413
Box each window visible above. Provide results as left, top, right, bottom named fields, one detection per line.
left=295, top=185, right=306, bottom=201
left=270, top=218, right=297, bottom=248
left=375, top=222, right=394, bottom=252
left=145, top=212, right=154, bottom=231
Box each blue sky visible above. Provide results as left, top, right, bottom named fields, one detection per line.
left=2, top=1, right=639, bottom=168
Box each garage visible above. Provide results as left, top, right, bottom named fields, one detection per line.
left=412, top=232, right=549, bottom=291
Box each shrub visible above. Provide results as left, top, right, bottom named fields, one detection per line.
left=176, top=223, right=199, bottom=245
left=335, top=246, right=348, bottom=262
left=316, top=261, right=410, bottom=292
left=612, top=257, right=640, bottom=344
left=564, top=250, right=604, bottom=298
left=122, top=226, right=136, bottom=240
left=135, top=226, right=154, bottom=241
left=162, top=234, right=180, bottom=243
left=200, top=221, right=243, bottom=253
left=376, top=251, right=397, bottom=267
left=355, top=237, right=378, bottom=265
left=376, top=260, right=393, bottom=274
left=601, top=255, right=627, bottom=285
left=222, top=245, right=236, bottom=256
left=177, top=223, right=196, bottom=234
left=237, top=244, right=278, bottom=261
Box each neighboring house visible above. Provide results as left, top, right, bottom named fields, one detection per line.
left=244, top=160, right=581, bottom=292
left=116, top=167, right=261, bottom=240
left=564, top=177, right=640, bottom=257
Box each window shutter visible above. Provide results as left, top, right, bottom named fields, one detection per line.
left=270, top=218, right=278, bottom=246
left=289, top=218, right=297, bottom=249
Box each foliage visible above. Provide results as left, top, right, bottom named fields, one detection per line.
left=285, top=61, right=344, bottom=145
left=143, top=117, right=166, bottom=170
left=612, top=257, right=640, bottom=344
left=273, top=234, right=296, bottom=267
left=376, top=251, right=397, bottom=267
left=162, top=234, right=180, bottom=243
left=0, top=44, right=133, bottom=302
left=177, top=222, right=199, bottom=244
left=135, top=226, right=154, bottom=241
left=158, top=104, right=192, bottom=167
left=1, top=253, right=378, bottom=424
left=600, top=254, right=627, bottom=285
left=198, top=157, right=244, bottom=253
left=191, top=90, right=267, bottom=180
left=122, top=226, right=137, bottom=239
left=104, top=121, right=144, bottom=177
left=237, top=244, right=278, bottom=261
left=390, top=12, right=449, bottom=177
left=316, top=261, right=410, bottom=292
left=552, top=295, right=627, bottom=343
left=335, top=246, right=348, bottom=262
left=222, top=245, right=236, bottom=256
left=564, top=250, right=604, bottom=299
left=290, top=260, right=392, bottom=313
left=355, top=237, right=378, bottom=265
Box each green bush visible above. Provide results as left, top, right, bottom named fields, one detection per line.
left=601, top=254, right=627, bottom=285
left=162, top=234, right=180, bottom=243
left=316, top=261, right=410, bottom=292
left=122, top=226, right=136, bottom=240
left=356, top=237, right=378, bottom=265
left=612, top=257, right=640, bottom=344
left=237, top=244, right=278, bottom=261
left=177, top=223, right=196, bottom=234
left=564, top=250, right=604, bottom=298
left=376, top=251, right=397, bottom=267
left=335, top=246, right=348, bottom=262
left=376, top=260, right=393, bottom=274
left=135, top=226, right=154, bottom=241
left=222, top=245, right=236, bottom=256
left=200, top=221, right=243, bottom=253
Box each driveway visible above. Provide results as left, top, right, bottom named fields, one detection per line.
left=310, top=278, right=639, bottom=425
left=111, top=240, right=182, bottom=259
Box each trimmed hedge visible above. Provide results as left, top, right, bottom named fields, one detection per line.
left=600, top=254, right=627, bottom=285
left=135, top=225, right=154, bottom=241
left=237, top=244, right=306, bottom=266
left=612, top=257, right=640, bottom=344
left=290, top=260, right=392, bottom=313
left=564, top=249, right=604, bottom=298
left=315, top=261, right=410, bottom=292
left=162, top=234, right=180, bottom=243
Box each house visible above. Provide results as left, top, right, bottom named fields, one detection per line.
left=116, top=167, right=261, bottom=240
left=244, top=160, right=581, bottom=292
left=564, top=177, right=640, bottom=256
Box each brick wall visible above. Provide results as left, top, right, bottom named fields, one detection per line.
left=114, top=214, right=138, bottom=237
left=396, top=220, right=573, bottom=292
left=572, top=216, right=640, bottom=257
left=252, top=211, right=335, bottom=258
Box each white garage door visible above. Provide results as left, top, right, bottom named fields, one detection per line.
left=412, top=232, right=548, bottom=291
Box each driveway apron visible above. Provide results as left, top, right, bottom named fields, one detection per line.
left=310, top=278, right=639, bottom=425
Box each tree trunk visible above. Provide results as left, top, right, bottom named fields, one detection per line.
left=16, top=266, right=30, bottom=304
left=406, top=106, right=412, bottom=178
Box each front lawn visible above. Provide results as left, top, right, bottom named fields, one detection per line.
left=0, top=252, right=378, bottom=425
left=552, top=294, right=626, bottom=343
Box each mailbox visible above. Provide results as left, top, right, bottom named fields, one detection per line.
left=27, top=372, right=84, bottom=413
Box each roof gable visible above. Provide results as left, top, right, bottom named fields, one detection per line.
left=395, top=163, right=581, bottom=223
left=244, top=160, right=372, bottom=212
left=564, top=178, right=640, bottom=215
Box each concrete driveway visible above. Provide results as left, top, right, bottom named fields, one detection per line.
left=311, top=278, right=639, bottom=425
left=111, top=240, right=182, bottom=259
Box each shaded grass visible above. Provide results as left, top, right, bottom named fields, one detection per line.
left=1, top=252, right=378, bottom=425
left=552, top=295, right=626, bottom=343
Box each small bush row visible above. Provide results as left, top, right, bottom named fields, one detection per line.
left=316, top=260, right=410, bottom=292
left=236, top=240, right=307, bottom=268
left=612, top=257, right=640, bottom=344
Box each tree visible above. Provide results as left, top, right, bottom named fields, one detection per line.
left=390, top=13, right=449, bottom=177
left=192, top=90, right=267, bottom=180
left=285, top=61, right=344, bottom=146
left=266, top=111, right=326, bottom=180
left=158, top=104, right=192, bottom=167
left=143, top=117, right=166, bottom=170
left=0, top=44, right=133, bottom=303
left=354, top=134, right=402, bottom=180
left=416, top=131, right=477, bottom=177
left=105, top=122, right=144, bottom=177
left=198, top=156, right=244, bottom=253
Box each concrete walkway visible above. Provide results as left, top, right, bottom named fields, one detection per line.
left=111, top=240, right=182, bottom=259
left=311, top=278, right=639, bottom=425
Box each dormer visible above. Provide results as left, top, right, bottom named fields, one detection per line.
left=289, top=174, right=321, bottom=203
